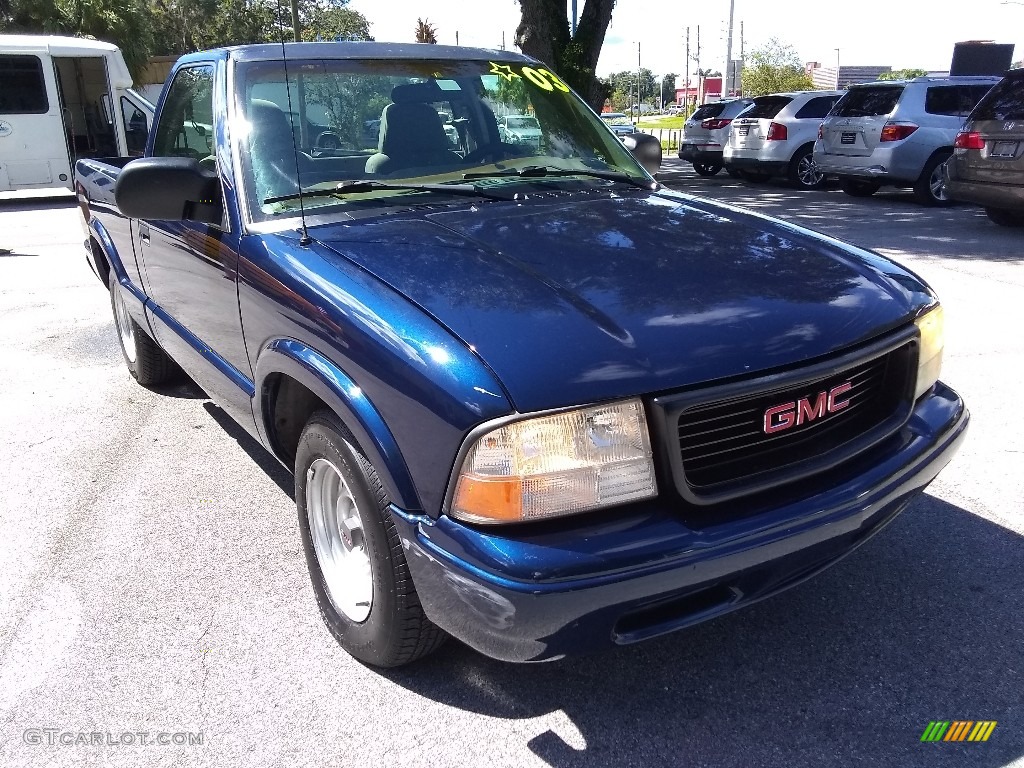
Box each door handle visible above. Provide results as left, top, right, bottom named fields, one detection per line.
left=139, top=222, right=150, bottom=243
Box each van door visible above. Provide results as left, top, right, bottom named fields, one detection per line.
left=52, top=56, right=119, bottom=164
left=0, top=53, right=73, bottom=191
left=119, top=90, right=154, bottom=157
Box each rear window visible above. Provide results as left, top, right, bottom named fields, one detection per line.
left=925, top=85, right=994, bottom=116
left=743, top=96, right=792, bottom=119
left=719, top=100, right=754, bottom=118
left=794, top=95, right=840, bottom=119
left=833, top=86, right=903, bottom=117
left=0, top=55, right=48, bottom=114
left=970, top=75, right=1024, bottom=120
left=690, top=103, right=725, bottom=121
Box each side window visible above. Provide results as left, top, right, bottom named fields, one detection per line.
left=152, top=65, right=215, bottom=159
left=120, top=97, right=149, bottom=156
left=925, top=85, right=987, bottom=117
left=0, top=55, right=49, bottom=114
left=794, top=96, right=838, bottom=120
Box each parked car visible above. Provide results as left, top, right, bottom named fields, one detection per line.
left=76, top=42, right=966, bottom=669
left=723, top=90, right=842, bottom=189
left=600, top=111, right=636, bottom=136
left=814, top=76, right=1000, bottom=205
left=944, top=68, right=1024, bottom=226
left=679, top=98, right=753, bottom=176
left=497, top=114, right=543, bottom=150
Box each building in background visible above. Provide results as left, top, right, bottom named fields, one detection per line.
left=805, top=62, right=892, bottom=89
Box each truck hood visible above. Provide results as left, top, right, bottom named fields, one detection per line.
left=312, top=189, right=932, bottom=413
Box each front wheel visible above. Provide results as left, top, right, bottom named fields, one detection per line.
left=914, top=152, right=954, bottom=207
left=788, top=147, right=826, bottom=189
left=692, top=161, right=722, bottom=177
left=109, top=274, right=176, bottom=386
left=295, top=411, right=447, bottom=667
left=985, top=207, right=1024, bottom=227
left=840, top=179, right=881, bottom=198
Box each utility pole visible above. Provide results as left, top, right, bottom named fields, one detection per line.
left=695, top=25, right=701, bottom=103
left=738, top=20, right=744, bottom=95
left=571, top=0, right=578, bottom=36
left=684, top=27, right=690, bottom=112
left=725, top=0, right=735, bottom=96
left=636, top=41, right=641, bottom=122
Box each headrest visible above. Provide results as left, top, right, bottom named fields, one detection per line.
left=391, top=81, right=449, bottom=104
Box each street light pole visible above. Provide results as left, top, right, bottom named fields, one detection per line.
left=636, top=41, right=641, bottom=122
left=835, top=48, right=841, bottom=89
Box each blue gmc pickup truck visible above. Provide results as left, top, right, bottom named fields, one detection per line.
left=75, top=42, right=968, bottom=668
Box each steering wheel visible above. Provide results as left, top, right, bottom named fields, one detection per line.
left=463, top=142, right=528, bottom=164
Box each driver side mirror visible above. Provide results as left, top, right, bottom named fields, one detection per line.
left=622, top=133, right=662, bottom=177
left=115, top=157, right=221, bottom=224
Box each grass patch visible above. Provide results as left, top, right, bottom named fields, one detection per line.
left=637, top=115, right=684, bottom=129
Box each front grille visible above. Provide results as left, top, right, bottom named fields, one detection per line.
left=653, top=332, right=918, bottom=505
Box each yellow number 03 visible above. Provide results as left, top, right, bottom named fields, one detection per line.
left=520, top=67, right=570, bottom=93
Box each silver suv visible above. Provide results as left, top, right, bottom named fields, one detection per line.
left=679, top=99, right=753, bottom=176
left=814, top=76, right=1000, bottom=205
left=723, top=90, right=842, bottom=188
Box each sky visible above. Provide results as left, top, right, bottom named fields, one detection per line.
left=347, top=0, right=1024, bottom=83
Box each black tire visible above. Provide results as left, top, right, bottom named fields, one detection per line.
left=840, top=179, right=881, bottom=198
left=985, top=207, right=1024, bottom=227
left=740, top=170, right=772, bottom=183
left=295, top=411, right=447, bottom=667
left=914, top=151, right=954, bottom=207
left=692, top=161, right=722, bottom=177
left=108, top=274, right=176, bottom=386
left=788, top=146, right=826, bottom=189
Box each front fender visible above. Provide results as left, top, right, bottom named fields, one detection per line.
left=254, top=338, right=420, bottom=511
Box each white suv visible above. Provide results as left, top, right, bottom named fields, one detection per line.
left=814, top=76, right=999, bottom=205
left=723, top=91, right=842, bottom=189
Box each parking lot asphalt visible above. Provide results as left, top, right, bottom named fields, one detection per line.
left=0, top=180, right=1021, bottom=768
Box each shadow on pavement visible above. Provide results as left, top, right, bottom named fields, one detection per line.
left=665, top=175, right=1023, bottom=265
left=202, top=401, right=294, bottom=497
left=383, top=494, right=1023, bottom=768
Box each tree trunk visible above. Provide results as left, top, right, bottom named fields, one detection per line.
left=515, top=0, right=615, bottom=112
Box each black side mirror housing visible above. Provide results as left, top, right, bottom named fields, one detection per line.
left=622, top=133, right=662, bottom=178
left=115, top=157, right=221, bottom=224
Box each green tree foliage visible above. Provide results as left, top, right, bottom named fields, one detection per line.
left=741, top=38, right=813, bottom=96
left=1, top=0, right=154, bottom=77
left=878, top=68, right=928, bottom=81
left=602, top=69, right=657, bottom=107
left=413, top=17, right=437, bottom=44
left=302, top=4, right=373, bottom=42
left=0, top=0, right=373, bottom=78
left=660, top=73, right=676, bottom=106
left=515, top=0, right=616, bottom=112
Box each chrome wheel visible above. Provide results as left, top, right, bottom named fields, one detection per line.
left=306, top=457, right=373, bottom=623
left=112, top=284, right=137, bottom=364
left=929, top=161, right=948, bottom=202
left=796, top=153, right=823, bottom=187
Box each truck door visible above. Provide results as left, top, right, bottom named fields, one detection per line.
left=138, top=62, right=256, bottom=428
left=0, top=53, right=73, bottom=191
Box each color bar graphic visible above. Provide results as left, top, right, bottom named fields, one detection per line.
left=921, top=721, right=996, bottom=742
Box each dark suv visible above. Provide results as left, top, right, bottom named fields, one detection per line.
left=945, top=68, right=1024, bottom=226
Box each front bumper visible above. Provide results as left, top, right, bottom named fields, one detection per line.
left=394, top=383, right=968, bottom=662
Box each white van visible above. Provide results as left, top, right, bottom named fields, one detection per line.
left=0, top=34, right=155, bottom=194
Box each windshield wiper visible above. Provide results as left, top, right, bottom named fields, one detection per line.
left=463, top=165, right=655, bottom=190
left=265, top=179, right=509, bottom=205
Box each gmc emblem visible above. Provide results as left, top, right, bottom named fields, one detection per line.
left=763, top=382, right=853, bottom=434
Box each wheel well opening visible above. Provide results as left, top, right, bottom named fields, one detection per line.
left=265, top=374, right=329, bottom=467
left=90, top=237, right=111, bottom=286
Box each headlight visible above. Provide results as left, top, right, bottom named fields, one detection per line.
left=451, top=399, right=657, bottom=524
left=914, top=304, right=944, bottom=400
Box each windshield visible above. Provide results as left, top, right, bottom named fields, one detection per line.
left=237, top=58, right=648, bottom=221
left=832, top=86, right=903, bottom=118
